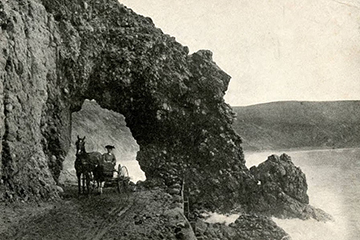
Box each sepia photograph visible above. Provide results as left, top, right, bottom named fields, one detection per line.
left=1, top=0, right=359, bottom=239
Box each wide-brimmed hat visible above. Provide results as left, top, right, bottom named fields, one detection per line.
left=105, top=145, right=115, bottom=149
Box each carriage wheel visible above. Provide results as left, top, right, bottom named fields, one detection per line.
left=118, top=165, right=129, bottom=178
left=117, top=179, right=124, bottom=194
left=117, top=166, right=129, bottom=196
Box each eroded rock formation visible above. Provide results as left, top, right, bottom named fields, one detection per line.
left=0, top=0, right=253, bottom=210
left=249, top=154, right=309, bottom=218
left=1, top=0, right=67, bottom=200
left=249, top=154, right=331, bottom=221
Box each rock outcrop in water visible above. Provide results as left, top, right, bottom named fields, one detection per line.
left=249, top=154, right=309, bottom=218
left=249, top=154, right=332, bottom=221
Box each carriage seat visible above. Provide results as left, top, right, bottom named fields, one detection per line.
left=102, top=162, right=115, bottom=177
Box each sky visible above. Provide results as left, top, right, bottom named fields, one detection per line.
left=119, top=0, right=360, bottom=106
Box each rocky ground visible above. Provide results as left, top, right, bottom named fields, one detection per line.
left=192, top=215, right=290, bottom=240
left=0, top=184, right=291, bottom=240
left=0, top=185, right=196, bottom=240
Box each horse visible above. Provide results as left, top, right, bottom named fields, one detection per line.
left=92, top=161, right=111, bottom=195
left=74, top=136, right=102, bottom=195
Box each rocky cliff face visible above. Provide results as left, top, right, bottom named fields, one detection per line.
left=0, top=0, right=253, bottom=210
left=1, top=0, right=68, bottom=200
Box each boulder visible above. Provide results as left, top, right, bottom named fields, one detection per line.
left=249, top=153, right=331, bottom=220
left=193, top=214, right=289, bottom=240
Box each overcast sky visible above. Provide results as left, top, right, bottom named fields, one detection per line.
left=119, top=0, right=360, bottom=106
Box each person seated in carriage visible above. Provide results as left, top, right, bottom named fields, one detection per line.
left=100, top=145, right=117, bottom=178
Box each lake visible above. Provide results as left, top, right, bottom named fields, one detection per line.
left=245, top=148, right=360, bottom=240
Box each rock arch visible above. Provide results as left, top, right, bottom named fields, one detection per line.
left=1, top=0, right=254, bottom=211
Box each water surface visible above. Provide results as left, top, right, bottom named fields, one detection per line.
left=245, top=148, right=360, bottom=240
left=125, top=148, right=360, bottom=239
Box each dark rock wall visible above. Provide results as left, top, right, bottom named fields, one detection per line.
left=1, top=0, right=67, bottom=199
left=0, top=0, right=254, bottom=210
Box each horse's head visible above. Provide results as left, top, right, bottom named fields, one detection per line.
left=75, top=136, right=86, bottom=156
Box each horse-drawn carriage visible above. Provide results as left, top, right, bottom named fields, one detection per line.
left=99, top=163, right=130, bottom=194
left=74, top=136, right=131, bottom=195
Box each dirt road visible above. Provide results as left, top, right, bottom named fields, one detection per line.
left=0, top=186, right=195, bottom=240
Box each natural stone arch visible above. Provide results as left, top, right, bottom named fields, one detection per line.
left=50, top=0, right=256, bottom=211
left=1, top=0, right=255, bottom=211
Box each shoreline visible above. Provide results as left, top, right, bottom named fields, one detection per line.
left=244, top=146, right=360, bottom=155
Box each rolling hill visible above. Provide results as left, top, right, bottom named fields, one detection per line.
left=232, top=101, right=360, bottom=151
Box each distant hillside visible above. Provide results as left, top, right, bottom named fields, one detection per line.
left=63, top=100, right=360, bottom=173
left=232, top=101, right=360, bottom=151
left=67, top=100, right=360, bottom=158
